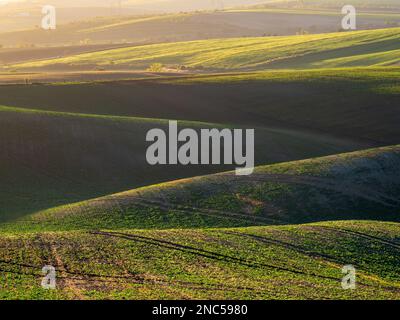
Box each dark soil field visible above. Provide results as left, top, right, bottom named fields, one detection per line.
left=0, top=68, right=398, bottom=144
left=0, top=71, right=183, bottom=84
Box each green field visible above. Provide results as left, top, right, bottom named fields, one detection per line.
left=1, top=15, right=400, bottom=299
left=1, top=68, right=399, bottom=299
left=1, top=146, right=400, bottom=299
left=10, top=28, right=400, bottom=71
left=3, top=144, right=399, bottom=232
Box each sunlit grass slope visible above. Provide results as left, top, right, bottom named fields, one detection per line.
left=1, top=220, right=400, bottom=299
left=1, top=145, right=400, bottom=300
left=12, top=28, right=400, bottom=71
left=3, top=145, right=399, bottom=232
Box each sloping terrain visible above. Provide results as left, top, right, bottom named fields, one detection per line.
left=0, top=147, right=399, bottom=299
left=0, top=44, right=133, bottom=66
left=0, top=68, right=398, bottom=144
left=1, top=221, right=400, bottom=300
left=1, top=8, right=399, bottom=48
left=0, top=105, right=358, bottom=221
left=291, top=0, right=400, bottom=9
left=0, top=10, right=399, bottom=299
left=9, top=28, right=400, bottom=72
left=2, top=66, right=400, bottom=221
left=0, top=70, right=170, bottom=85
left=4, top=145, right=399, bottom=232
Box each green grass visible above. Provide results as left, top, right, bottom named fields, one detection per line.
left=1, top=145, right=399, bottom=299
left=0, top=80, right=399, bottom=299
left=171, top=66, right=400, bottom=83
left=310, top=49, right=400, bottom=68
left=1, top=220, right=400, bottom=299
left=11, top=28, right=400, bottom=71
left=2, top=144, right=399, bottom=233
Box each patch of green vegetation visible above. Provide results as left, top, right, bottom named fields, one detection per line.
left=0, top=221, right=400, bottom=299
left=147, top=63, right=165, bottom=72
left=2, top=145, right=398, bottom=233
left=172, top=67, right=400, bottom=84
left=373, top=84, right=400, bottom=94
left=310, top=49, right=400, bottom=68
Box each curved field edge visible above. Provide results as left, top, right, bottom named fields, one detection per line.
left=167, top=67, right=400, bottom=84
left=1, top=220, right=400, bottom=300
left=3, top=144, right=399, bottom=232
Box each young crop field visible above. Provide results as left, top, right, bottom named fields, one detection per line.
left=0, top=67, right=399, bottom=300
left=9, top=28, right=400, bottom=72
left=0, top=4, right=399, bottom=300
left=1, top=146, right=400, bottom=299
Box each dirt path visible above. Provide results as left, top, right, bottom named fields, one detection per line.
left=48, top=241, right=85, bottom=300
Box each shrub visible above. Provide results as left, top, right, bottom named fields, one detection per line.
left=147, top=63, right=164, bottom=72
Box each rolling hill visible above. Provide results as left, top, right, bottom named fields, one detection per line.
left=1, top=9, right=400, bottom=299
left=0, top=71, right=398, bottom=299
left=0, top=104, right=361, bottom=222
left=0, top=68, right=398, bottom=144
left=9, top=28, right=400, bottom=72
left=0, top=7, right=399, bottom=49
left=3, top=144, right=399, bottom=232
left=0, top=67, right=399, bottom=221
left=1, top=146, right=400, bottom=299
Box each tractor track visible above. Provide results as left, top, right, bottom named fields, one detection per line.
left=90, top=230, right=342, bottom=282
left=310, top=225, right=400, bottom=251
left=221, top=230, right=400, bottom=292
left=240, top=173, right=400, bottom=208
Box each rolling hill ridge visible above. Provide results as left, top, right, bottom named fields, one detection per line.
left=9, top=27, right=400, bottom=72
left=1, top=146, right=400, bottom=300
left=3, top=144, right=399, bottom=232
